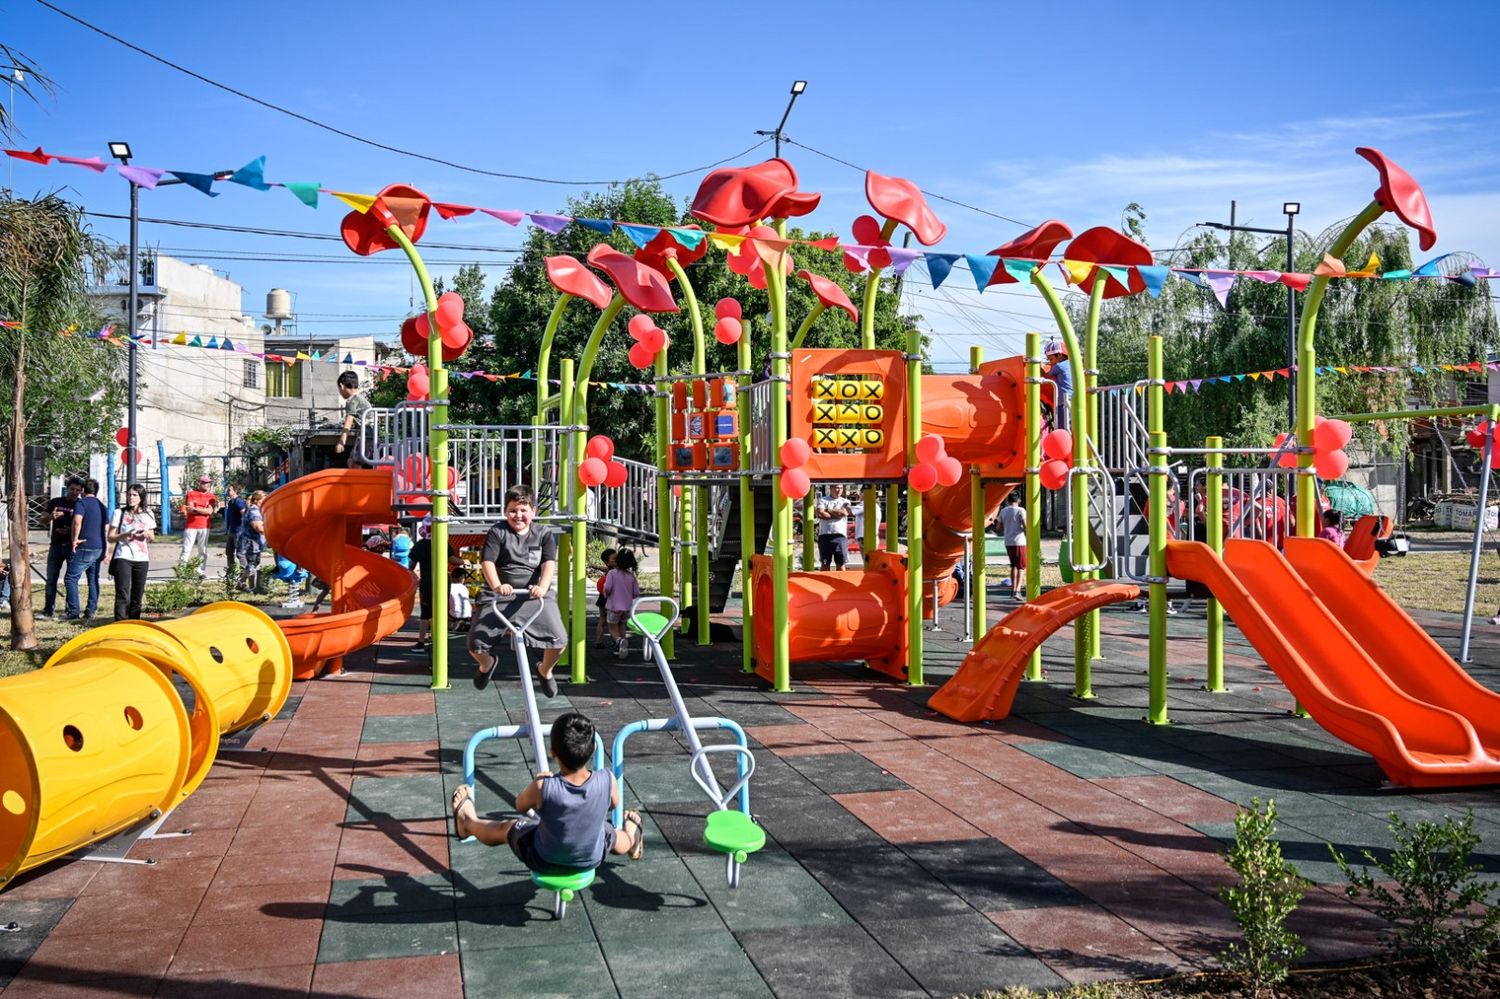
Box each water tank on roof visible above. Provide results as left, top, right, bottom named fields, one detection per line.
left=265, top=288, right=293, bottom=320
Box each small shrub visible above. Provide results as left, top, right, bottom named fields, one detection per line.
left=1331, top=809, right=1500, bottom=968
left=144, top=560, right=201, bottom=616
left=1218, top=798, right=1308, bottom=992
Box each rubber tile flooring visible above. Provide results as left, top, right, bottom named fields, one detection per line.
left=3, top=594, right=1500, bottom=997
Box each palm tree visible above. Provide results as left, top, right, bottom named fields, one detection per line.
left=0, top=42, right=53, bottom=143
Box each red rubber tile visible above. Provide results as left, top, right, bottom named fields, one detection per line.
left=0, top=976, right=160, bottom=997
left=334, top=820, right=448, bottom=880
left=744, top=723, right=845, bottom=757
left=988, top=904, right=1192, bottom=984
left=194, top=879, right=330, bottom=927
left=1288, top=884, right=1389, bottom=962
left=50, top=885, right=206, bottom=937
left=352, top=741, right=442, bottom=779
left=833, top=790, right=987, bottom=844
left=1092, top=775, right=1240, bottom=825
left=213, top=848, right=337, bottom=888
left=170, top=908, right=323, bottom=974
left=237, top=791, right=352, bottom=830
left=125, top=826, right=234, bottom=862
left=80, top=856, right=221, bottom=898
left=10, top=927, right=185, bottom=985
left=310, top=954, right=462, bottom=997
left=155, top=963, right=314, bottom=999
left=363, top=692, right=435, bottom=716
left=0, top=858, right=99, bottom=900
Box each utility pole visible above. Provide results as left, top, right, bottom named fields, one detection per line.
left=1199, top=200, right=1301, bottom=429
left=755, top=81, right=807, bottom=158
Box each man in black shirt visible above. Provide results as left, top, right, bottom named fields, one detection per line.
left=39, top=477, right=82, bottom=619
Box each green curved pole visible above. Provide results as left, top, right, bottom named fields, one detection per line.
left=1082, top=276, right=1107, bottom=663
left=1296, top=199, right=1385, bottom=536
left=568, top=295, right=628, bottom=682
left=386, top=223, right=449, bottom=690
left=667, top=257, right=712, bottom=646
left=1030, top=269, right=1095, bottom=698
left=1147, top=336, right=1168, bottom=725
left=1023, top=333, right=1043, bottom=682
left=766, top=253, right=792, bottom=691
left=533, top=294, right=575, bottom=492
left=791, top=302, right=828, bottom=570
left=790, top=304, right=828, bottom=351
left=737, top=310, right=753, bottom=674
left=655, top=345, right=675, bottom=660
left=861, top=218, right=899, bottom=558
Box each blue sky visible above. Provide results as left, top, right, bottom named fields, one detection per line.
left=5, top=0, right=1498, bottom=367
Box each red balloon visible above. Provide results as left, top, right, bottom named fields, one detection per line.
left=1041, top=429, right=1073, bottom=462
left=628, top=343, right=654, bottom=369
left=1312, top=418, right=1352, bottom=452
left=915, top=434, right=946, bottom=465
left=119, top=447, right=142, bottom=466
left=780, top=437, right=811, bottom=469
left=715, top=297, right=742, bottom=320
left=415, top=312, right=431, bottom=338
left=1314, top=448, right=1349, bottom=480
left=714, top=317, right=742, bottom=345
left=440, top=321, right=472, bottom=362
left=1491, top=448, right=1500, bottom=471
left=780, top=466, right=811, bottom=500
left=115, top=426, right=130, bottom=448
left=628, top=314, right=655, bottom=340
left=604, top=460, right=628, bottom=487
left=400, top=315, right=427, bottom=355
left=586, top=435, right=615, bottom=461
left=908, top=463, right=938, bottom=492
left=1467, top=428, right=1487, bottom=449
left=407, top=364, right=430, bottom=401
left=1039, top=459, right=1070, bottom=491
left=935, top=455, right=964, bottom=487
left=579, top=457, right=608, bottom=487
left=1273, top=432, right=1298, bottom=468
left=435, top=292, right=465, bottom=330
left=640, top=326, right=666, bottom=353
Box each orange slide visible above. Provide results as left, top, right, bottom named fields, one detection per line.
left=1166, top=538, right=1500, bottom=788
left=928, top=581, right=1141, bottom=722
left=261, top=468, right=417, bottom=680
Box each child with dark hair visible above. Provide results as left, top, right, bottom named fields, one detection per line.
left=593, top=548, right=617, bottom=648
left=1317, top=508, right=1345, bottom=548
left=603, top=549, right=641, bottom=659
left=450, top=711, right=644, bottom=868
left=470, top=484, right=567, bottom=695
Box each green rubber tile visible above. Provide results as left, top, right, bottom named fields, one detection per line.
left=588, top=854, right=702, bottom=902
left=0, top=897, right=74, bottom=988
left=681, top=849, right=851, bottom=933
left=620, top=760, right=723, bottom=808
left=327, top=873, right=455, bottom=917
left=345, top=774, right=448, bottom=824
left=783, top=751, right=910, bottom=795
left=457, top=893, right=599, bottom=951
left=583, top=884, right=727, bottom=941
left=317, top=909, right=458, bottom=964
left=362, top=714, right=440, bottom=745
left=1013, top=741, right=1160, bottom=779
left=602, top=928, right=769, bottom=997
left=460, top=940, right=616, bottom=999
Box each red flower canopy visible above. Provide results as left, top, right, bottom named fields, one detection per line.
left=1065, top=227, right=1153, bottom=299
left=691, top=159, right=820, bottom=228
left=865, top=171, right=946, bottom=246
left=797, top=269, right=858, bottom=324
left=586, top=245, right=680, bottom=313
left=986, top=220, right=1074, bottom=287
left=545, top=256, right=613, bottom=309
left=341, top=184, right=431, bottom=256
left=1355, top=147, right=1437, bottom=251
left=634, top=225, right=709, bottom=278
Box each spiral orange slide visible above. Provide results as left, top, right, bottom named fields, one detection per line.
left=261, top=468, right=417, bottom=680
left=1166, top=537, right=1500, bottom=788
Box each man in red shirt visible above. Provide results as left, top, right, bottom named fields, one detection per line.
left=180, top=474, right=218, bottom=577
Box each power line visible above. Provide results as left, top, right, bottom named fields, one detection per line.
left=36, top=0, right=773, bottom=186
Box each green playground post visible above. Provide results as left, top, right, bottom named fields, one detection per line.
left=655, top=348, right=675, bottom=661
left=533, top=295, right=574, bottom=487
left=737, top=314, right=753, bottom=674
left=767, top=253, right=792, bottom=692
left=905, top=308, right=925, bottom=687
left=1204, top=435, right=1226, bottom=693
left=969, top=345, right=986, bottom=644
left=1083, top=278, right=1106, bottom=663
left=666, top=258, right=712, bottom=648
left=801, top=495, right=815, bottom=570
left=1031, top=270, right=1095, bottom=699
left=1147, top=336, right=1168, bottom=725
left=1024, top=332, right=1044, bottom=682
left=558, top=360, right=575, bottom=676
left=386, top=223, right=449, bottom=690
left=680, top=485, right=693, bottom=612
left=859, top=218, right=899, bottom=558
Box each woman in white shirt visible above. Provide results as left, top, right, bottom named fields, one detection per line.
left=107, top=483, right=156, bottom=619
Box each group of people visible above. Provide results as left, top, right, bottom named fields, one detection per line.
left=38, top=476, right=117, bottom=621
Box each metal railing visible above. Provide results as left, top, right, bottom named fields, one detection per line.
left=745, top=380, right=778, bottom=474
left=1092, top=381, right=1150, bottom=475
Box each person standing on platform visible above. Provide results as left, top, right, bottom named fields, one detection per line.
left=334, top=371, right=372, bottom=467
left=1044, top=339, right=1072, bottom=430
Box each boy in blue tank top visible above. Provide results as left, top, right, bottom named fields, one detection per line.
left=451, top=712, right=644, bottom=870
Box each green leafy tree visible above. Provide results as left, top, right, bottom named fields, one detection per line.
left=1, top=194, right=125, bottom=649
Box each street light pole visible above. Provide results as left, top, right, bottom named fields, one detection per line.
left=755, top=80, right=807, bottom=158
left=1200, top=200, right=1301, bottom=429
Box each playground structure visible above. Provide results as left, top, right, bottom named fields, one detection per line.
left=0, top=602, right=293, bottom=889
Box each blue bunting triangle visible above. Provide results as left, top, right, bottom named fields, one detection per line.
left=667, top=227, right=707, bottom=250
left=577, top=218, right=613, bottom=234
left=964, top=254, right=999, bottom=291
left=169, top=171, right=220, bottom=196
left=228, top=156, right=271, bottom=191
left=1099, top=264, right=1132, bottom=292
left=925, top=254, right=960, bottom=289
left=618, top=224, right=660, bottom=248
left=1001, top=258, right=1038, bottom=283
left=284, top=182, right=320, bottom=208
left=206, top=336, right=219, bottom=349
left=344, top=353, right=354, bottom=363
left=310, top=350, right=322, bottom=360
left=1138, top=265, right=1170, bottom=298
left=221, top=337, right=235, bottom=350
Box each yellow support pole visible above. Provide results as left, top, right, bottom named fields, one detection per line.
left=1204, top=435, right=1226, bottom=693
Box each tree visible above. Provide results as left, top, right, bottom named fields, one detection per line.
left=0, top=194, right=124, bottom=649
left=0, top=43, right=53, bottom=145
left=1086, top=206, right=1498, bottom=460
left=390, top=178, right=923, bottom=461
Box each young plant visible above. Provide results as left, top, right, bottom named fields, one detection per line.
left=1331, top=809, right=1500, bottom=968
left=144, top=559, right=202, bottom=616
left=1218, top=798, right=1308, bottom=992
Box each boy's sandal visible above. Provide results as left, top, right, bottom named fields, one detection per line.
left=451, top=784, right=474, bottom=839
left=624, top=810, right=645, bottom=860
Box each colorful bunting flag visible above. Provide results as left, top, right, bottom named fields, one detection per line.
left=228, top=156, right=270, bottom=191
left=964, top=254, right=999, bottom=291
left=925, top=254, right=960, bottom=289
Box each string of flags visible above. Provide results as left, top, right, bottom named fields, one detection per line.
left=7, top=149, right=1495, bottom=305
left=1144, top=360, right=1500, bottom=396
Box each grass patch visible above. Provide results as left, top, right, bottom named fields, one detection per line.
left=1372, top=551, right=1500, bottom=616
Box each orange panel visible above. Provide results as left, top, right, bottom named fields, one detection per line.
left=791, top=348, right=907, bottom=481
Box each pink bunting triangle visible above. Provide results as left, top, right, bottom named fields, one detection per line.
left=481, top=208, right=525, bottom=226
left=55, top=155, right=108, bottom=172
left=1243, top=270, right=1281, bottom=283
left=434, top=202, right=477, bottom=219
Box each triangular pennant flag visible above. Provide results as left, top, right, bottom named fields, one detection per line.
left=576, top=218, right=613, bottom=234
left=1190, top=379, right=1204, bottom=391
left=1205, top=272, right=1235, bottom=308
left=1164, top=381, right=1176, bottom=393
left=709, top=232, right=746, bottom=252
left=169, top=171, right=220, bottom=196
left=284, top=182, right=320, bottom=208
left=528, top=213, right=571, bottom=234
left=117, top=165, right=165, bottom=189
left=1176, top=269, right=1206, bottom=288
left=1138, top=265, right=1170, bottom=298
left=666, top=227, right=707, bottom=251
left=1060, top=259, right=1093, bottom=286
left=1249, top=372, right=1263, bottom=381
left=925, top=254, right=960, bottom=289
left=228, top=156, right=270, bottom=191
left=295, top=351, right=311, bottom=360
left=330, top=191, right=376, bottom=213
left=1099, top=264, right=1131, bottom=292
left=327, top=351, right=339, bottom=363
left=221, top=337, right=234, bottom=350
left=189, top=335, right=203, bottom=347
left=309, top=350, right=322, bottom=360
left=887, top=248, right=921, bottom=275
left=1279, top=273, right=1312, bottom=291
left=433, top=202, right=477, bottom=219
left=1347, top=251, right=1381, bottom=278
left=481, top=208, right=525, bottom=226
left=1264, top=370, right=1278, bottom=382
left=344, top=353, right=354, bottom=363
left=618, top=224, right=660, bottom=248
left=55, top=155, right=108, bottom=172
left=1381, top=269, right=1412, bottom=280
left=5, top=147, right=51, bottom=165
left=171, top=332, right=188, bottom=345
left=1001, top=258, right=1038, bottom=283
left=1233, top=374, right=1247, bottom=382
left=965, top=254, right=999, bottom=290
left=809, top=236, right=841, bottom=251
left=1451, top=271, right=1478, bottom=289
left=1313, top=253, right=1347, bottom=278
left=205, top=336, right=219, bottom=349
left=1174, top=382, right=1188, bottom=394
left=842, top=245, right=873, bottom=272
left=1243, top=270, right=1281, bottom=283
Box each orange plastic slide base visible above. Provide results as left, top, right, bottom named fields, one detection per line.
left=928, top=582, right=1140, bottom=723
left=261, top=468, right=417, bottom=681
left=749, top=549, right=909, bottom=683
left=1166, top=539, right=1500, bottom=788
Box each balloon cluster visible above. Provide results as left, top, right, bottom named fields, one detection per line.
left=400, top=292, right=472, bottom=362
left=627, top=314, right=670, bottom=369
left=397, top=454, right=459, bottom=506
left=1038, top=430, right=1074, bottom=491
left=1275, top=417, right=1351, bottom=479
left=114, top=427, right=142, bottom=466
left=1465, top=420, right=1500, bottom=469
left=578, top=435, right=629, bottom=488
left=778, top=437, right=812, bottom=500
left=713, top=298, right=743, bottom=345
left=908, top=434, right=963, bottom=492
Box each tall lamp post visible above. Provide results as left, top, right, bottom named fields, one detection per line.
left=755, top=80, right=807, bottom=157
left=1200, top=201, right=1301, bottom=429
left=108, top=142, right=231, bottom=490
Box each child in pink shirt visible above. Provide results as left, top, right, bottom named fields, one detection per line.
left=603, top=549, right=641, bottom=659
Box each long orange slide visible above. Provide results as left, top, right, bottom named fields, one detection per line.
left=1166, top=538, right=1500, bottom=788
left=929, top=581, right=1140, bottom=722
left=261, top=468, right=417, bottom=680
